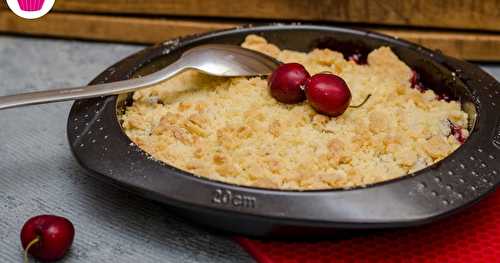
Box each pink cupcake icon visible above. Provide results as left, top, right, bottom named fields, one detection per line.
left=17, top=0, right=45, bottom=11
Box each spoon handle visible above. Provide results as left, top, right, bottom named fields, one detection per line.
left=0, top=61, right=185, bottom=110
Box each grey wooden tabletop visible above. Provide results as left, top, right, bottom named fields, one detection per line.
left=0, top=35, right=253, bottom=263
left=0, top=35, right=499, bottom=263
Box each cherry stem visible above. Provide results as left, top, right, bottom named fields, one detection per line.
left=349, top=94, right=372, bottom=108
left=24, top=236, right=40, bottom=263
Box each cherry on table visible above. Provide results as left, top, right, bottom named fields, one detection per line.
left=268, top=63, right=310, bottom=104
left=305, top=73, right=352, bottom=117
left=20, top=215, right=75, bottom=262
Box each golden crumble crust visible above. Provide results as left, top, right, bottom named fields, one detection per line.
left=121, top=35, right=469, bottom=190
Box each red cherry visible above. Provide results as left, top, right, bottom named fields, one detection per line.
left=305, top=73, right=352, bottom=117
left=268, top=63, right=310, bottom=104
left=20, top=215, right=74, bottom=262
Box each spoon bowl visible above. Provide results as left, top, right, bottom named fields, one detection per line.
left=181, top=44, right=280, bottom=77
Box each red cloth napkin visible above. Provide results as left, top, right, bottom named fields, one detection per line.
left=236, top=189, right=499, bottom=263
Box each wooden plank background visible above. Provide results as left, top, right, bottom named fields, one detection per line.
left=0, top=11, right=235, bottom=43
left=1, top=1, right=500, bottom=60
left=52, top=0, right=500, bottom=32
left=1, top=11, right=500, bottom=61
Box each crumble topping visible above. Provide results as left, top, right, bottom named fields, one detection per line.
left=120, top=35, right=469, bottom=190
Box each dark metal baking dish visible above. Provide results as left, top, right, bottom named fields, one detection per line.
left=67, top=24, right=500, bottom=237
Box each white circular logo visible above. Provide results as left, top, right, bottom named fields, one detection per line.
left=6, top=0, right=55, bottom=19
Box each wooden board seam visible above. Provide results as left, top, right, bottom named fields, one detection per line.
left=1, top=11, right=500, bottom=61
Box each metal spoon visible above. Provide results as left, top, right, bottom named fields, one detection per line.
left=0, top=44, right=280, bottom=110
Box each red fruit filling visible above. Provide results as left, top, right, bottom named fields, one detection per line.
left=449, top=122, right=466, bottom=144
left=410, top=70, right=452, bottom=102
left=347, top=53, right=367, bottom=65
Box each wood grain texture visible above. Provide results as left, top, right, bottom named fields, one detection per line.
left=377, top=29, right=500, bottom=61
left=0, top=11, right=237, bottom=43
left=52, top=0, right=500, bottom=31
left=1, top=11, right=500, bottom=61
